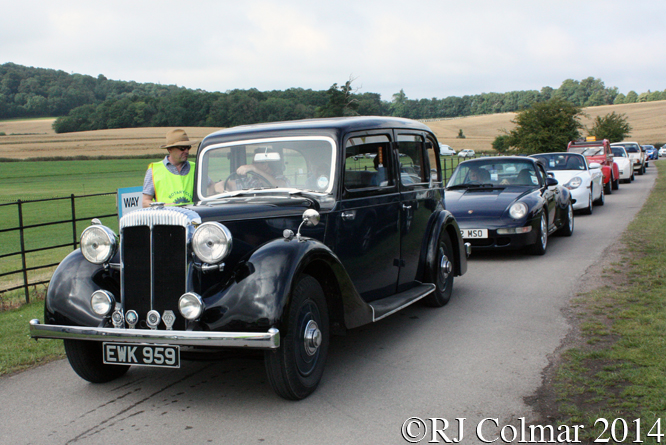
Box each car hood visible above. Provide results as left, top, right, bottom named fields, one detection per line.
left=547, top=170, right=589, bottom=184
left=190, top=194, right=317, bottom=222
left=445, top=186, right=534, bottom=219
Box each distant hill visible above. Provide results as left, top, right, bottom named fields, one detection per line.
left=2, top=101, right=664, bottom=160
left=4, top=62, right=665, bottom=133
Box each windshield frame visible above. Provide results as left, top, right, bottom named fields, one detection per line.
left=196, top=135, right=338, bottom=201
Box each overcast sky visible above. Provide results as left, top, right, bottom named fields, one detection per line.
left=2, top=0, right=665, bottom=101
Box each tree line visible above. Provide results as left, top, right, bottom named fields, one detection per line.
left=1, top=62, right=664, bottom=133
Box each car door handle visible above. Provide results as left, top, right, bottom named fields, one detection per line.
left=402, top=204, right=412, bottom=210
left=341, top=210, right=356, bottom=221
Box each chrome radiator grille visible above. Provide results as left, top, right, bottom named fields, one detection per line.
left=119, top=207, right=200, bottom=330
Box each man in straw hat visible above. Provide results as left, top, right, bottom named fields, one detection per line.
left=142, top=129, right=199, bottom=207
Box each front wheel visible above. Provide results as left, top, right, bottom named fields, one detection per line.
left=594, top=185, right=605, bottom=206
left=64, top=339, right=130, bottom=383
left=423, top=231, right=454, bottom=307
left=265, top=274, right=329, bottom=400
left=583, top=191, right=593, bottom=215
left=558, top=202, right=574, bottom=236
left=529, top=212, right=548, bottom=255
left=604, top=178, right=612, bottom=195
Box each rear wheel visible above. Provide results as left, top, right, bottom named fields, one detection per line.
left=529, top=212, right=548, bottom=255
left=423, top=231, right=454, bottom=307
left=265, top=274, right=329, bottom=400
left=64, top=339, right=130, bottom=383
left=611, top=174, right=619, bottom=190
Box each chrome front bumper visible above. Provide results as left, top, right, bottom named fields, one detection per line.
left=29, top=319, right=280, bottom=349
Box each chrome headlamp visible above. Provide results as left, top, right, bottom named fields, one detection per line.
left=80, top=224, right=118, bottom=264
left=90, top=290, right=115, bottom=316
left=179, top=292, right=205, bottom=320
left=508, top=202, right=528, bottom=220
left=192, top=222, right=232, bottom=264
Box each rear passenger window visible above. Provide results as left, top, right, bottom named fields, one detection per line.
left=344, top=135, right=392, bottom=190
left=396, top=134, right=428, bottom=185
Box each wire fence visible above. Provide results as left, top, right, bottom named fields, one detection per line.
left=0, top=192, right=117, bottom=304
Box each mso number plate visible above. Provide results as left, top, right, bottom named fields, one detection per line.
left=103, top=342, right=180, bottom=368
left=460, top=229, right=488, bottom=239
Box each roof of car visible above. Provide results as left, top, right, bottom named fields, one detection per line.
left=199, top=116, right=433, bottom=146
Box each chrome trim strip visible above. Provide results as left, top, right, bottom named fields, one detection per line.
left=120, top=207, right=201, bottom=229
left=29, top=319, right=280, bottom=349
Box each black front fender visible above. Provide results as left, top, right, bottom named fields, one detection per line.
left=44, top=249, right=109, bottom=327
left=200, top=237, right=372, bottom=333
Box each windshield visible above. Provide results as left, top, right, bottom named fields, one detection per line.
left=532, top=154, right=586, bottom=170
left=447, top=159, right=541, bottom=188
left=611, top=147, right=627, bottom=157
left=614, top=143, right=638, bottom=153
left=568, top=146, right=603, bottom=156
left=198, top=137, right=336, bottom=198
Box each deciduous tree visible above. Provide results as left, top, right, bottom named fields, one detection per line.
left=588, top=112, right=632, bottom=143
left=506, top=97, right=583, bottom=154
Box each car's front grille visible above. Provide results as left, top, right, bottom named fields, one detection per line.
left=119, top=207, right=200, bottom=330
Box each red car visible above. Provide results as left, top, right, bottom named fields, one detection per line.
left=567, top=139, right=620, bottom=194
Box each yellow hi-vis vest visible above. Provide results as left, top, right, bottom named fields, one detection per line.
left=150, top=161, right=195, bottom=205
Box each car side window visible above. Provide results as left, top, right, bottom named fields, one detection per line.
left=396, top=134, right=428, bottom=186
left=344, top=135, right=393, bottom=190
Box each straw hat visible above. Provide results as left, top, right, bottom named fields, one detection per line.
left=160, top=129, right=198, bottom=149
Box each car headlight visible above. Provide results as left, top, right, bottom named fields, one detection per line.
left=192, top=222, right=233, bottom=264
left=80, top=224, right=117, bottom=264
left=509, top=202, right=528, bottom=220
left=565, top=176, right=582, bottom=190
left=179, top=292, right=204, bottom=320
left=90, top=290, right=115, bottom=316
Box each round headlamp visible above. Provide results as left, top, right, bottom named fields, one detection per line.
left=90, top=290, right=115, bottom=316
left=192, top=222, right=232, bottom=264
left=80, top=225, right=117, bottom=264
left=509, top=202, right=528, bottom=220
left=179, top=292, right=204, bottom=320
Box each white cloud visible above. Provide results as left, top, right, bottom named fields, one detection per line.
left=1, top=0, right=665, bottom=100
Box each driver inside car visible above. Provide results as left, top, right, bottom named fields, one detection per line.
left=215, top=148, right=290, bottom=192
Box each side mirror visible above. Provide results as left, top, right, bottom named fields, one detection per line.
left=589, top=162, right=601, bottom=169
left=546, top=177, right=559, bottom=187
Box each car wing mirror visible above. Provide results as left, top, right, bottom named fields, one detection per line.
left=546, top=177, right=558, bottom=187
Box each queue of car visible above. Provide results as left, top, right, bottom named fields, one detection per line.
left=28, top=115, right=660, bottom=400
left=445, top=137, right=658, bottom=256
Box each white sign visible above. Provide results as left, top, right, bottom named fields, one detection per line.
left=117, top=186, right=143, bottom=218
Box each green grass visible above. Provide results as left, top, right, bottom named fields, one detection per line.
left=550, top=161, right=666, bottom=441
left=0, top=289, right=65, bottom=375
left=0, top=157, right=158, bottom=299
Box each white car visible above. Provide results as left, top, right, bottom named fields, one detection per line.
left=531, top=152, right=604, bottom=214
left=439, top=144, right=456, bottom=156
left=458, top=149, right=475, bottom=158
left=610, top=145, right=634, bottom=183
left=612, top=142, right=646, bottom=175
left=659, top=146, right=666, bottom=157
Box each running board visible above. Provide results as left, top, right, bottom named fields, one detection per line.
left=369, top=283, right=436, bottom=322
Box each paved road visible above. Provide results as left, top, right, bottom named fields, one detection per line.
left=1, top=165, right=658, bottom=445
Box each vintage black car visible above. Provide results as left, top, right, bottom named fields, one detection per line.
left=30, top=116, right=469, bottom=400
left=445, top=156, right=574, bottom=255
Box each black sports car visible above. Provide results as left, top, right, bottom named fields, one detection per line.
left=445, top=156, right=574, bottom=254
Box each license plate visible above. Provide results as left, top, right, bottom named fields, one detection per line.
left=103, top=342, right=180, bottom=368
left=461, top=229, right=488, bottom=239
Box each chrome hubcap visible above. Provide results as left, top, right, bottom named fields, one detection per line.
left=303, top=320, right=322, bottom=356
left=440, top=253, right=452, bottom=281
left=540, top=215, right=547, bottom=248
